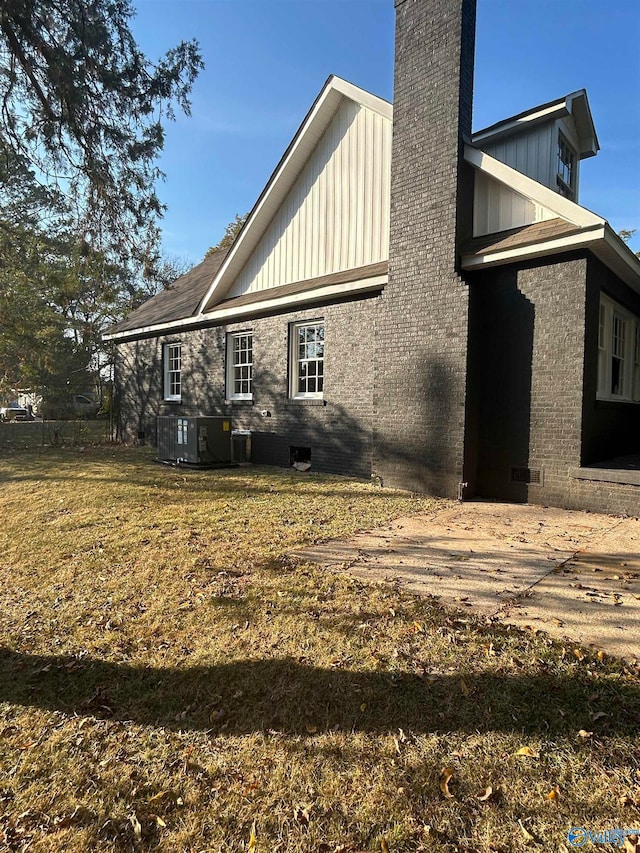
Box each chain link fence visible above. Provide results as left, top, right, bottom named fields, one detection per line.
left=0, top=418, right=114, bottom=449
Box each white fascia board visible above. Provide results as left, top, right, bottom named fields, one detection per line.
left=472, top=101, right=566, bottom=144
left=566, top=90, right=599, bottom=156
left=196, top=76, right=392, bottom=316
left=462, top=226, right=605, bottom=270
left=601, top=224, right=640, bottom=290
left=330, top=77, right=392, bottom=120
left=471, top=90, right=598, bottom=156
left=103, top=274, right=387, bottom=342
left=464, top=145, right=604, bottom=228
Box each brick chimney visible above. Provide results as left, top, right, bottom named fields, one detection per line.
left=373, top=0, right=477, bottom=496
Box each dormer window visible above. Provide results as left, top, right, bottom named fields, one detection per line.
left=557, top=132, right=576, bottom=199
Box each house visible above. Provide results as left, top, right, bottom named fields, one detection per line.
left=104, top=0, right=640, bottom=515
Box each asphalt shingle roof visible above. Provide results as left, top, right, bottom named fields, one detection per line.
left=108, top=249, right=229, bottom=334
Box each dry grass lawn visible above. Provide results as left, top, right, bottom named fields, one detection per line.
left=0, top=446, right=639, bottom=852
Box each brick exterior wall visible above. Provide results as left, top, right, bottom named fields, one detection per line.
left=115, top=295, right=379, bottom=479
left=467, top=254, right=588, bottom=504
left=467, top=252, right=640, bottom=515
left=373, top=0, right=477, bottom=497
left=566, top=477, right=639, bottom=517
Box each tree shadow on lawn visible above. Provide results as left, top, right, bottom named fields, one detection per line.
left=1, top=648, right=638, bottom=738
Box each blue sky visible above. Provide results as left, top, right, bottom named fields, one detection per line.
left=131, top=0, right=640, bottom=262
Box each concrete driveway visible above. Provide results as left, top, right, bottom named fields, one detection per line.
left=295, top=501, right=640, bottom=661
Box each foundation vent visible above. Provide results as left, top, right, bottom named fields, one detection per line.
left=510, top=466, right=543, bottom=485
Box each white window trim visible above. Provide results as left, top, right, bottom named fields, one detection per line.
left=163, top=342, right=182, bottom=402
left=289, top=320, right=324, bottom=400
left=597, top=294, right=640, bottom=403
left=226, top=331, right=253, bottom=401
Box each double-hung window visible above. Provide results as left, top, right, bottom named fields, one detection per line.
left=226, top=332, right=253, bottom=400
left=164, top=342, right=182, bottom=402
left=556, top=132, right=576, bottom=200
left=597, top=295, right=640, bottom=402
left=290, top=321, right=324, bottom=398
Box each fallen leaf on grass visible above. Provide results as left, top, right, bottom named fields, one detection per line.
left=518, top=819, right=535, bottom=843
left=248, top=821, right=257, bottom=851
left=439, top=767, right=454, bottom=799
left=129, top=813, right=142, bottom=846
left=545, top=785, right=560, bottom=801
left=293, top=803, right=311, bottom=825
left=477, top=785, right=493, bottom=802
left=573, top=648, right=585, bottom=661
left=578, top=729, right=593, bottom=739
left=381, top=838, right=390, bottom=853
left=147, top=790, right=183, bottom=808
left=515, top=746, right=539, bottom=758
left=590, top=711, right=608, bottom=722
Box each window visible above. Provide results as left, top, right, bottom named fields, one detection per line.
left=164, top=342, right=182, bottom=401
left=226, top=332, right=253, bottom=400
left=290, top=321, right=324, bottom=398
left=597, top=295, right=640, bottom=402
left=556, top=132, right=576, bottom=199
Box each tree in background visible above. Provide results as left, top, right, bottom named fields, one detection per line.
left=205, top=213, right=248, bottom=257
left=0, top=0, right=201, bottom=409
left=619, top=229, right=640, bottom=259
left=0, top=0, right=202, bottom=263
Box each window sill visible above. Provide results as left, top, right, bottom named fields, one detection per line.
left=286, top=398, right=326, bottom=407
left=163, top=399, right=182, bottom=404
left=225, top=398, right=254, bottom=406
left=596, top=397, right=640, bottom=408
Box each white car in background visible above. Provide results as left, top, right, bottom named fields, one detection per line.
left=0, top=405, right=32, bottom=421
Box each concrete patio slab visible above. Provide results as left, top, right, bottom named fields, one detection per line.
left=294, top=502, right=640, bottom=660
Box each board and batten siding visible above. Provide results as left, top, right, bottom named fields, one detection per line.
left=480, top=122, right=554, bottom=188
left=473, top=171, right=556, bottom=236
left=227, top=99, right=391, bottom=299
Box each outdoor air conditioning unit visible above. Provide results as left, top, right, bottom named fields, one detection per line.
left=157, top=416, right=232, bottom=466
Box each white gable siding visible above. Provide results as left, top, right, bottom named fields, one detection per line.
left=473, top=171, right=556, bottom=236
left=227, top=99, right=391, bottom=298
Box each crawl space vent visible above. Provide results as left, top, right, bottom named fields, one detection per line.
left=510, top=466, right=543, bottom=485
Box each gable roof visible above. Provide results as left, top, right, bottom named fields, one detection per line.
left=472, top=90, right=599, bottom=159
left=197, top=75, right=392, bottom=314
left=107, top=249, right=229, bottom=335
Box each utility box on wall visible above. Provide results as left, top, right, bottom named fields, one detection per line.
left=157, top=416, right=232, bottom=465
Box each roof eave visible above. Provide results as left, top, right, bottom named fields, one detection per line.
left=103, top=273, right=387, bottom=342
left=472, top=89, right=599, bottom=159
left=463, top=225, right=640, bottom=296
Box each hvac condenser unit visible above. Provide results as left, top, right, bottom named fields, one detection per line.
left=157, top=416, right=232, bottom=465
